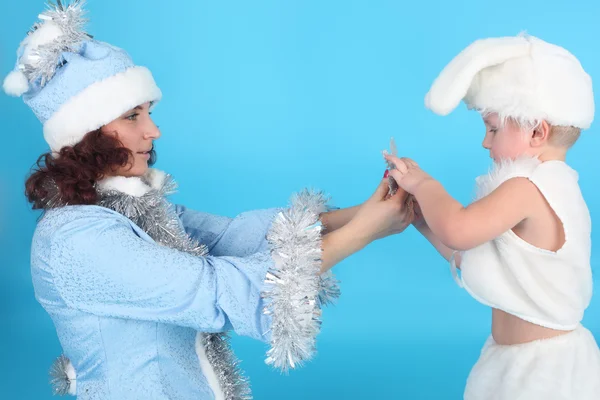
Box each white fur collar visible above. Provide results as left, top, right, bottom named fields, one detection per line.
left=96, top=169, right=167, bottom=197
left=475, top=156, right=541, bottom=200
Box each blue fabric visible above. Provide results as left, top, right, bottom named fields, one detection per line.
left=175, top=204, right=283, bottom=257
left=31, top=204, right=281, bottom=399
left=22, top=40, right=134, bottom=123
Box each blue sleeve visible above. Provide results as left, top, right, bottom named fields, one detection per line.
left=50, top=211, right=272, bottom=341
left=174, top=205, right=281, bottom=257
left=51, top=190, right=339, bottom=372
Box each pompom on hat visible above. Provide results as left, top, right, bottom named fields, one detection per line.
left=425, top=33, right=594, bottom=129
left=3, top=0, right=162, bottom=151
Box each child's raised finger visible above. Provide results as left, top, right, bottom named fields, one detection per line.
left=402, top=158, right=419, bottom=169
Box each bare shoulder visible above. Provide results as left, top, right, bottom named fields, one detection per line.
left=502, top=177, right=565, bottom=251
left=486, top=177, right=543, bottom=213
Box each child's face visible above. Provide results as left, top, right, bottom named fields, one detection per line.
left=481, top=113, right=534, bottom=162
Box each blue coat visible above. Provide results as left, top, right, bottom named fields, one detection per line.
left=31, top=203, right=311, bottom=399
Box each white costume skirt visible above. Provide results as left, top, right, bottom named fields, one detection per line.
left=464, top=325, right=600, bottom=400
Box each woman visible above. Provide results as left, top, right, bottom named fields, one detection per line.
left=4, top=2, right=414, bottom=399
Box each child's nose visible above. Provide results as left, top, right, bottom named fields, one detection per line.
left=482, top=135, right=492, bottom=150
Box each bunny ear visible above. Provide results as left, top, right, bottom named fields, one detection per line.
left=3, top=69, right=29, bottom=96
left=425, top=36, right=531, bottom=116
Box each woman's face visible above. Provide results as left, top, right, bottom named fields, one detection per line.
left=102, top=102, right=161, bottom=177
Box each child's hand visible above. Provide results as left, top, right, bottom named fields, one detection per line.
left=383, top=155, right=433, bottom=194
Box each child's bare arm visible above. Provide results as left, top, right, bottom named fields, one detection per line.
left=414, top=220, right=455, bottom=260
left=411, top=201, right=455, bottom=260
left=384, top=155, right=538, bottom=251
left=413, top=178, right=537, bottom=250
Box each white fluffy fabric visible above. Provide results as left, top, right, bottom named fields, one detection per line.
left=474, top=156, right=541, bottom=201
left=425, top=34, right=594, bottom=129
left=96, top=175, right=151, bottom=197
left=464, top=326, right=600, bottom=399
left=2, top=70, right=29, bottom=96
left=43, top=66, right=162, bottom=151
left=145, top=169, right=167, bottom=191
left=96, top=169, right=166, bottom=196
left=20, top=21, right=64, bottom=64
left=460, top=157, right=592, bottom=331
left=64, top=358, right=77, bottom=396
left=195, top=333, right=225, bottom=400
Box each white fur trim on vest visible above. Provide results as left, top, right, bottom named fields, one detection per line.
left=43, top=66, right=162, bottom=151
left=425, top=34, right=594, bottom=129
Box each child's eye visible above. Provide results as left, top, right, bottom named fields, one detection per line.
left=126, top=113, right=139, bottom=121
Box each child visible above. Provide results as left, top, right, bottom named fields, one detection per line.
left=385, top=34, right=600, bottom=399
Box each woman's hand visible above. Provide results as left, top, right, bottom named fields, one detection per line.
left=346, top=178, right=415, bottom=242
left=320, top=178, right=415, bottom=273
left=383, top=155, right=433, bottom=194
left=320, top=205, right=361, bottom=235
left=411, top=198, right=425, bottom=229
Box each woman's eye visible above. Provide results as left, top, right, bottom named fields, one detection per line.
left=126, top=113, right=139, bottom=121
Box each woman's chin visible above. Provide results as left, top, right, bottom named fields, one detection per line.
left=114, top=163, right=148, bottom=178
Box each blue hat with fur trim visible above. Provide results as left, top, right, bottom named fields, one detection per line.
left=3, top=0, right=162, bottom=151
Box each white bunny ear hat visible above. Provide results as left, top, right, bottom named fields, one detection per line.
left=425, top=34, right=594, bottom=129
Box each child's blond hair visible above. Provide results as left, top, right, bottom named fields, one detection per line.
left=481, top=111, right=581, bottom=149
left=548, top=125, right=581, bottom=148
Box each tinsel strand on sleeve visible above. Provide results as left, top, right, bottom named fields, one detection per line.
left=288, top=190, right=341, bottom=306
left=262, top=189, right=340, bottom=372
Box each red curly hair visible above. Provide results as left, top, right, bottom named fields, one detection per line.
left=25, top=129, right=156, bottom=209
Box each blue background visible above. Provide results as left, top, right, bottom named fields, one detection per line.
left=2, top=1, right=600, bottom=398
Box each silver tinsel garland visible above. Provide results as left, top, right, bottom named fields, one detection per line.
left=43, top=172, right=340, bottom=392
left=198, top=333, right=252, bottom=400
left=46, top=171, right=251, bottom=399
left=383, top=137, right=399, bottom=196
left=49, top=355, right=75, bottom=396
left=382, top=137, right=416, bottom=214
left=21, top=0, right=91, bottom=87
left=263, top=189, right=340, bottom=372
left=97, top=174, right=208, bottom=257
left=317, top=270, right=341, bottom=307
